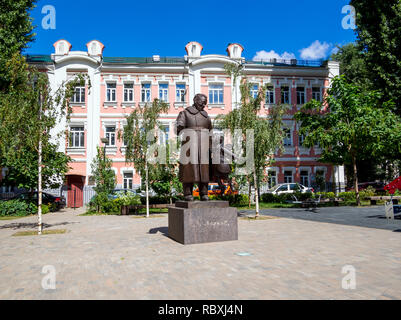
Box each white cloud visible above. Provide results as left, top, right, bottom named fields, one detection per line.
left=299, top=40, right=331, bottom=60
left=252, top=50, right=296, bottom=62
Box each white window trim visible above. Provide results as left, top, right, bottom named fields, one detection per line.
left=208, top=82, right=224, bottom=105
left=106, top=82, right=117, bottom=103
left=123, top=82, right=135, bottom=103
left=158, top=82, right=169, bottom=103
left=141, top=82, right=152, bottom=103
left=296, top=86, right=306, bottom=105
left=67, top=122, right=87, bottom=154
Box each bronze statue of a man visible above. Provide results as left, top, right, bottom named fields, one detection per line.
left=176, top=94, right=212, bottom=201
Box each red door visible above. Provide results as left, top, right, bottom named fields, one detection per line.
left=67, top=176, right=84, bottom=208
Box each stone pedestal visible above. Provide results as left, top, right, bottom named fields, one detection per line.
left=168, top=201, right=238, bottom=245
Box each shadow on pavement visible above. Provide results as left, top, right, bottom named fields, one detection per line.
left=0, top=221, right=78, bottom=230
left=148, top=227, right=168, bottom=236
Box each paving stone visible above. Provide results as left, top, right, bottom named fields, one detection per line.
left=0, top=206, right=401, bottom=299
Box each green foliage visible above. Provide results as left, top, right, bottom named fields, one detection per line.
left=315, top=192, right=336, bottom=200
left=148, top=144, right=182, bottom=200
left=295, top=75, right=401, bottom=205
left=0, top=199, right=37, bottom=217
left=89, top=193, right=119, bottom=214
left=121, top=99, right=169, bottom=177
left=351, top=0, right=401, bottom=115
left=261, top=193, right=312, bottom=204
left=338, top=192, right=356, bottom=202
left=139, top=195, right=183, bottom=205
left=1, top=143, right=71, bottom=190
left=0, top=53, right=89, bottom=191
left=225, top=194, right=250, bottom=207
left=88, top=191, right=141, bottom=215
left=331, top=43, right=371, bottom=90
left=359, top=186, right=376, bottom=200
left=91, top=147, right=116, bottom=196
left=0, top=0, right=36, bottom=91
left=113, top=191, right=141, bottom=207
left=217, top=64, right=287, bottom=214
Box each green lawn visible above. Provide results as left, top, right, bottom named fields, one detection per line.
left=0, top=215, right=35, bottom=221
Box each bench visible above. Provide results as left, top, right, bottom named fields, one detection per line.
left=368, top=196, right=401, bottom=206
left=289, top=195, right=343, bottom=209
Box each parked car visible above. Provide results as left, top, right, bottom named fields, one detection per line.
left=265, top=183, right=314, bottom=195
left=10, top=192, right=66, bottom=211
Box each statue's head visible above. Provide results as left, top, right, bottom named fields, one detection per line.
left=194, top=94, right=207, bottom=111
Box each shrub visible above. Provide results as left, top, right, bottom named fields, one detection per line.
left=315, top=192, right=336, bottom=199
left=261, top=193, right=277, bottom=203
left=294, top=192, right=314, bottom=201
left=359, top=186, right=376, bottom=200
left=114, top=191, right=141, bottom=207
left=0, top=200, right=37, bottom=217
left=338, top=192, right=356, bottom=202
left=261, top=193, right=300, bottom=204
left=88, top=193, right=119, bottom=214
left=225, top=194, right=249, bottom=207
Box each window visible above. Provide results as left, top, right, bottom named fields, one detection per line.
left=290, top=183, right=301, bottom=191
left=159, top=83, right=168, bottom=102
left=284, top=171, right=293, bottom=183
left=105, top=126, right=116, bottom=146
left=141, top=83, right=151, bottom=102
left=123, top=172, right=133, bottom=189
left=281, top=86, right=290, bottom=104
left=209, top=84, right=224, bottom=104
left=283, top=128, right=292, bottom=146
left=71, top=86, right=85, bottom=103
left=159, top=125, right=170, bottom=145
left=268, top=171, right=277, bottom=188
left=124, top=83, right=134, bottom=102
left=300, top=171, right=309, bottom=186
left=250, top=84, right=259, bottom=99
left=297, top=87, right=305, bottom=105
left=277, top=185, right=288, bottom=192
left=106, top=83, right=116, bottom=102
left=266, top=87, right=275, bottom=104
left=69, top=126, right=85, bottom=148
left=312, top=87, right=321, bottom=101
left=176, top=84, right=186, bottom=102
left=299, top=133, right=306, bottom=147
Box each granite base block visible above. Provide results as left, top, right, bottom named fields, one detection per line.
left=168, top=201, right=238, bottom=245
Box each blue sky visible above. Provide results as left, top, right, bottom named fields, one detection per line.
left=24, top=0, right=357, bottom=61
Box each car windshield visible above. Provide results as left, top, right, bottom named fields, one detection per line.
left=268, top=185, right=278, bottom=192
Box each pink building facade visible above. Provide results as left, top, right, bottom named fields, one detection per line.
left=26, top=40, right=345, bottom=207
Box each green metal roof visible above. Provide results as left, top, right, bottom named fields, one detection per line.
left=103, top=57, right=185, bottom=64
left=246, top=59, right=326, bottom=68
left=25, top=54, right=53, bottom=63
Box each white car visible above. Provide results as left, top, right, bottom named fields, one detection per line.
left=266, top=183, right=314, bottom=195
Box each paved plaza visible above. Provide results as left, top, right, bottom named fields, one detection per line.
left=1, top=206, right=401, bottom=300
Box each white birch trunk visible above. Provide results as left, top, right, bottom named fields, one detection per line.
left=38, top=99, right=43, bottom=235
left=253, top=170, right=259, bottom=218
left=145, top=162, right=150, bottom=218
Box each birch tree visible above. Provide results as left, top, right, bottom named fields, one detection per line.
left=120, top=99, right=169, bottom=217
left=218, top=64, right=286, bottom=217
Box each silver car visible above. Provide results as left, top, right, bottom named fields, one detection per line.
left=266, top=183, right=314, bottom=195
